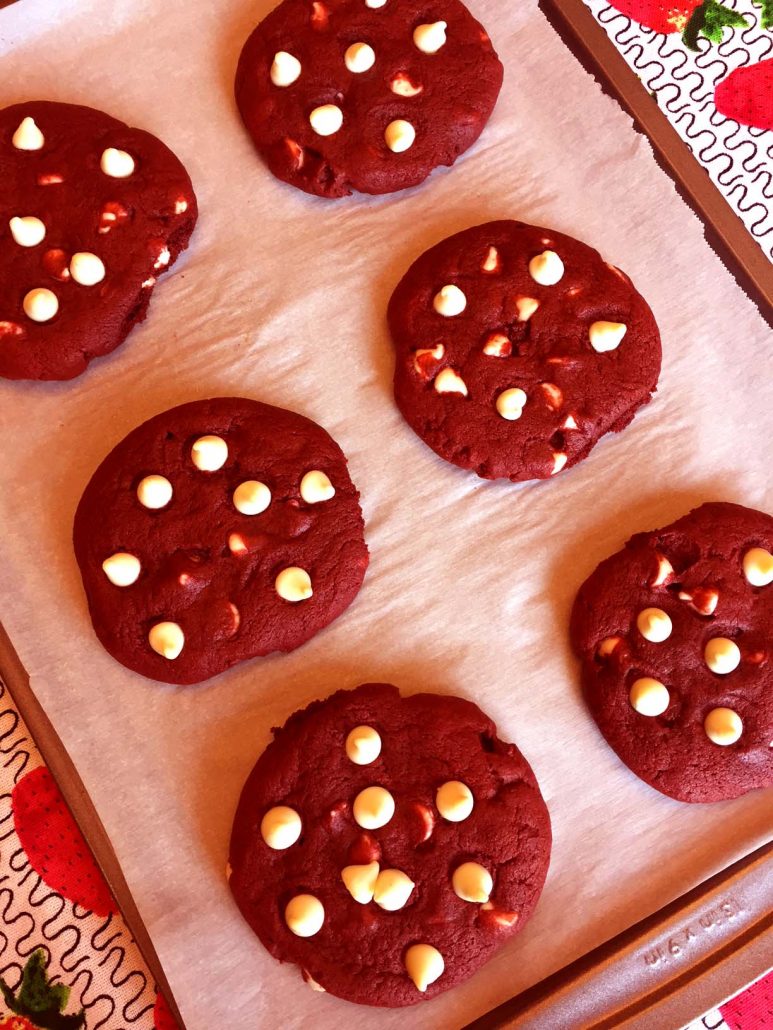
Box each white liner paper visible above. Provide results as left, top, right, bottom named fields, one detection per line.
left=1, top=0, right=771, bottom=1027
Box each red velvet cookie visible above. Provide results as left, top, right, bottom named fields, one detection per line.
left=1, top=101, right=197, bottom=381
left=571, top=503, right=773, bottom=803
left=235, top=0, right=503, bottom=198
left=73, top=398, right=368, bottom=685
left=229, top=682, right=551, bottom=1007
left=388, top=220, right=661, bottom=481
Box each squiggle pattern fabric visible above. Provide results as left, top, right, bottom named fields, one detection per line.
left=0, top=674, right=172, bottom=1029
left=584, top=0, right=773, bottom=262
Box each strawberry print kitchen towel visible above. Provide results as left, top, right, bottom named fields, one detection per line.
left=0, top=674, right=178, bottom=1029
left=582, top=0, right=773, bottom=262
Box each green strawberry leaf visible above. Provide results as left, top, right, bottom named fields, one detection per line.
left=19, top=949, right=70, bottom=1014
left=0, top=950, right=86, bottom=1030
left=683, top=0, right=747, bottom=48
left=752, top=0, right=772, bottom=28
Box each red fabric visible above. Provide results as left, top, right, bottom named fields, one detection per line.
left=154, top=992, right=181, bottom=1030
left=11, top=766, right=116, bottom=918
left=721, top=967, right=773, bottom=1029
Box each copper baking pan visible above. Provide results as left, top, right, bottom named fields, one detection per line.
left=541, top=0, right=773, bottom=326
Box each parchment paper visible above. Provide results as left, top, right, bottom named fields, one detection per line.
left=1, top=1, right=771, bottom=1027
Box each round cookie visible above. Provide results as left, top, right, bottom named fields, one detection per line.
left=1, top=101, right=197, bottom=381
left=570, top=502, right=773, bottom=803
left=229, top=682, right=551, bottom=1007
left=73, top=398, right=368, bottom=685
left=388, top=220, right=661, bottom=481
left=235, top=0, right=503, bottom=198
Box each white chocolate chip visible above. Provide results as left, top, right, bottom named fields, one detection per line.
left=102, top=552, right=141, bottom=587
left=142, top=276, right=156, bottom=289
left=413, top=344, right=445, bottom=375
left=562, top=414, right=578, bottom=430
left=551, top=452, right=568, bottom=475
left=433, top=284, right=466, bottom=317
left=341, top=861, right=380, bottom=904
left=481, top=246, right=500, bottom=272
left=704, top=637, right=741, bottom=675
left=137, top=475, right=173, bottom=510
left=636, top=607, right=672, bottom=643
left=285, top=895, right=325, bottom=937
left=300, top=470, right=335, bottom=504
left=452, top=862, right=492, bottom=903
left=482, top=332, right=512, bottom=358
left=148, top=621, right=184, bottom=660
left=345, top=42, right=375, bottom=73
left=652, top=553, right=674, bottom=587
left=528, top=250, right=564, bottom=286
left=404, top=944, right=444, bottom=992
left=412, top=802, right=435, bottom=841
left=228, top=533, right=248, bottom=555
left=346, top=725, right=382, bottom=765
left=516, top=297, right=540, bottom=322
left=629, top=677, right=670, bottom=717
left=540, top=383, right=563, bottom=409
left=480, top=902, right=519, bottom=927
left=353, top=786, right=395, bottom=829
left=22, top=288, right=58, bottom=323
left=70, top=252, right=106, bottom=286
left=100, top=147, right=135, bottom=178
left=743, top=547, right=773, bottom=587
left=434, top=368, right=468, bottom=396
left=260, top=806, right=302, bottom=849
left=191, top=435, right=228, bottom=472
left=9, top=216, right=45, bottom=247
left=704, top=707, right=743, bottom=746
left=435, top=780, right=473, bottom=822
left=678, top=587, right=719, bottom=616
left=309, top=104, right=343, bottom=137
left=233, top=480, right=271, bottom=515
left=390, top=72, right=423, bottom=96
left=12, top=117, right=44, bottom=151
left=270, top=51, right=301, bottom=86
left=275, top=567, right=313, bottom=602
left=385, top=119, right=415, bottom=153
left=366, top=0, right=386, bottom=6
left=174, top=198, right=188, bottom=214
left=413, top=21, right=447, bottom=53
left=589, top=321, right=627, bottom=353
left=496, top=388, right=527, bottom=421
left=373, top=869, right=414, bottom=911
left=597, top=636, right=622, bottom=658
left=154, top=246, right=171, bottom=270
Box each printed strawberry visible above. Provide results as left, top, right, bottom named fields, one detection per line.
left=715, top=58, right=773, bottom=130
left=153, top=991, right=181, bottom=1030
left=12, top=766, right=116, bottom=918
left=606, top=0, right=746, bottom=47
left=0, top=949, right=84, bottom=1030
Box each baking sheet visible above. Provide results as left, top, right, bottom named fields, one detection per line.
left=0, top=1, right=771, bottom=1028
